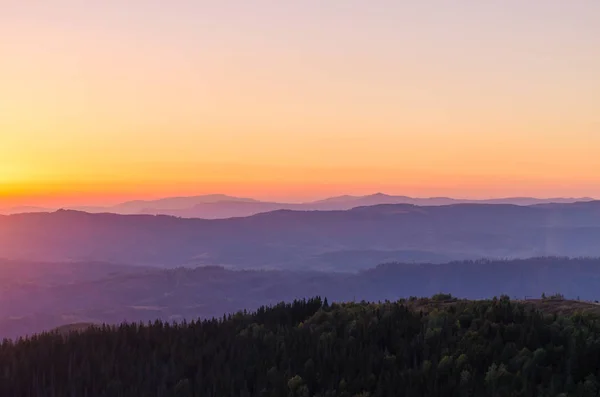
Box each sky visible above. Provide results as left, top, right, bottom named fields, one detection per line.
left=1, top=0, right=599, bottom=207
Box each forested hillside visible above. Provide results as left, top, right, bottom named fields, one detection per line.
left=3, top=297, right=600, bottom=397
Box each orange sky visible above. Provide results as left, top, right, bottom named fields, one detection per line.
left=1, top=1, right=599, bottom=207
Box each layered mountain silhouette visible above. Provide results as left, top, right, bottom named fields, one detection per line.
left=1, top=193, right=593, bottom=218
left=3, top=257, right=600, bottom=339
left=1, top=201, right=600, bottom=270
left=0, top=206, right=55, bottom=215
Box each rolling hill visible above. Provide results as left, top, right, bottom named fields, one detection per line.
left=2, top=257, right=600, bottom=339
left=1, top=202, right=600, bottom=270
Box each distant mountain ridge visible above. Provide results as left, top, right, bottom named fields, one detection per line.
left=1, top=201, right=600, bottom=270
left=1, top=193, right=594, bottom=218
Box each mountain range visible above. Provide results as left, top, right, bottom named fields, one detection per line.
left=0, top=193, right=594, bottom=218
left=1, top=201, right=600, bottom=270
left=2, top=257, right=600, bottom=339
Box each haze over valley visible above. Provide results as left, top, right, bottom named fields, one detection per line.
left=3, top=1, right=600, bottom=395
left=2, top=199, right=600, bottom=339
left=3, top=257, right=600, bottom=340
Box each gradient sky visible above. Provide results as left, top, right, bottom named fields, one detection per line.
left=1, top=1, right=599, bottom=206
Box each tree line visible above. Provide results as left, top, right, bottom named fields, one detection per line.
left=1, top=296, right=600, bottom=396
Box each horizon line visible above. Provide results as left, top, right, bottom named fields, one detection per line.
left=1, top=191, right=597, bottom=213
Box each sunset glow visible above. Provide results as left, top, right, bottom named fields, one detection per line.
left=2, top=1, right=599, bottom=207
